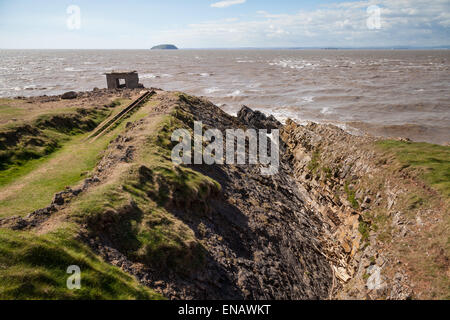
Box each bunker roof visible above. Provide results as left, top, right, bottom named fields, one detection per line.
left=104, top=71, right=138, bottom=75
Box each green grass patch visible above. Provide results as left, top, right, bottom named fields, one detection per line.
left=0, top=104, right=26, bottom=119
left=0, top=105, right=83, bottom=131
left=376, top=140, right=450, bottom=199
left=358, top=219, right=371, bottom=243
left=0, top=102, right=141, bottom=218
left=307, top=150, right=321, bottom=173
left=106, top=98, right=124, bottom=108
left=0, top=107, right=109, bottom=172
left=0, top=134, right=105, bottom=216
left=0, top=226, right=163, bottom=300
left=344, top=182, right=359, bottom=209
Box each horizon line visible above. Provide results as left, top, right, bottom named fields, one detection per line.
left=1, top=46, right=450, bottom=50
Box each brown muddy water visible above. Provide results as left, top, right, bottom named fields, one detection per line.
left=1, top=49, right=449, bottom=144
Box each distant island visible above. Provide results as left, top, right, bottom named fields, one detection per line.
left=151, top=44, right=178, bottom=50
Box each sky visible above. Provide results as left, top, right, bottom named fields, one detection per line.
left=0, top=0, right=449, bottom=49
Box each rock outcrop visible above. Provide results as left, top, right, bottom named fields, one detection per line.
left=278, top=119, right=435, bottom=299
left=237, top=105, right=281, bottom=131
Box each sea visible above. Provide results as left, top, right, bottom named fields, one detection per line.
left=1, top=49, right=449, bottom=144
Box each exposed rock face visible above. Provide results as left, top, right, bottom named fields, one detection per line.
left=195, top=106, right=332, bottom=299
left=83, top=93, right=334, bottom=299
left=279, top=119, right=418, bottom=299
left=237, top=105, right=281, bottom=131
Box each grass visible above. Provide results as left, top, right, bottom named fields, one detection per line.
left=0, top=97, right=174, bottom=299
left=407, top=194, right=425, bottom=210
left=395, top=212, right=450, bottom=300
left=0, top=129, right=66, bottom=187
left=307, top=150, right=321, bottom=173
left=0, top=103, right=26, bottom=120
left=322, top=166, right=333, bottom=180
left=0, top=104, right=81, bottom=130
left=69, top=104, right=219, bottom=275
left=0, top=97, right=130, bottom=129
left=0, top=100, right=138, bottom=217
left=376, top=140, right=450, bottom=199
left=344, top=182, right=359, bottom=209
left=0, top=97, right=132, bottom=174
left=0, top=107, right=109, bottom=173
left=0, top=225, right=163, bottom=299
left=358, top=220, right=370, bottom=243
left=367, top=140, right=450, bottom=299
left=0, top=134, right=106, bottom=217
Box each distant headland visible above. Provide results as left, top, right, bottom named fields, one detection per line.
left=151, top=44, right=178, bottom=50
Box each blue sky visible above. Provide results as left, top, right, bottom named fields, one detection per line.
left=0, top=0, right=449, bottom=48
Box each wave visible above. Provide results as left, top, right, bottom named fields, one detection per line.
left=188, top=72, right=213, bottom=77
left=347, top=121, right=450, bottom=145
left=301, top=96, right=314, bottom=103
left=64, top=67, right=83, bottom=72
left=320, top=107, right=333, bottom=114
left=269, top=60, right=319, bottom=70
left=204, top=87, right=223, bottom=94
left=140, top=73, right=157, bottom=79
left=227, top=90, right=242, bottom=97
left=2, top=49, right=449, bottom=144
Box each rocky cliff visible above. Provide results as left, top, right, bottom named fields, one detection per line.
left=0, top=90, right=448, bottom=299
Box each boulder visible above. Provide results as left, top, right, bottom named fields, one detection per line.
left=237, top=105, right=281, bottom=130
left=61, top=91, right=78, bottom=99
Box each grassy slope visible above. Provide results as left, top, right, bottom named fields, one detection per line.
left=376, top=140, right=450, bottom=199
left=0, top=100, right=134, bottom=217
left=0, top=98, right=165, bottom=300
left=0, top=98, right=127, bottom=128
left=0, top=95, right=216, bottom=299
left=0, top=225, right=163, bottom=299
left=0, top=99, right=76, bottom=127
left=0, top=99, right=128, bottom=185
left=70, top=102, right=219, bottom=274
left=374, top=140, right=449, bottom=299
left=0, top=102, right=26, bottom=122
left=0, top=95, right=218, bottom=299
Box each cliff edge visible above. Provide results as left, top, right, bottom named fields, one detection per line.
left=0, top=90, right=448, bottom=299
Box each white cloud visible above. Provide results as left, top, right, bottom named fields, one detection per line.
left=211, top=0, right=246, bottom=9
left=152, top=0, right=450, bottom=47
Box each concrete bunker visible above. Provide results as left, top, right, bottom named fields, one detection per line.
left=105, top=71, right=143, bottom=89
